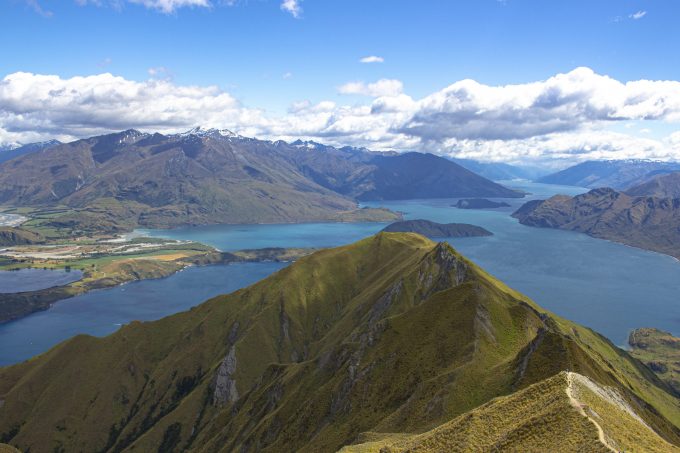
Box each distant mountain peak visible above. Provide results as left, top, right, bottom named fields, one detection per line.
left=177, top=126, right=241, bottom=139
left=0, top=142, right=22, bottom=151
left=291, top=139, right=326, bottom=150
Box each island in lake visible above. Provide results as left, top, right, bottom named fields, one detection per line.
left=381, top=219, right=492, bottom=238
left=454, top=198, right=511, bottom=209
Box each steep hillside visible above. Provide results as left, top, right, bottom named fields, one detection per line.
left=629, top=328, right=680, bottom=393
left=512, top=188, right=680, bottom=259
left=1, top=233, right=678, bottom=452
left=627, top=172, right=680, bottom=198
left=0, top=227, right=44, bottom=246
left=0, top=140, right=61, bottom=164
left=0, top=131, right=519, bottom=232
left=452, top=158, right=547, bottom=181
left=537, top=160, right=680, bottom=189
left=342, top=372, right=677, bottom=453
left=348, top=153, right=522, bottom=200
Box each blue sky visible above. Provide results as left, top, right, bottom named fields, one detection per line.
left=1, top=0, right=680, bottom=165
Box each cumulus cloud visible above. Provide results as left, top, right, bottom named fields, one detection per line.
left=0, top=72, right=261, bottom=139
left=433, top=130, right=678, bottom=167
left=338, top=79, right=404, bottom=97
left=359, top=56, right=384, bottom=64
left=399, top=67, right=680, bottom=142
left=280, top=0, right=301, bottom=18
left=2, top=68, right=680, bottom=165
left=630, top=10, right=647, bottom=20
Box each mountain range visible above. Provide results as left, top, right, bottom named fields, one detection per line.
left=1, top=233, right=678, bottom=452
left=0, top=129, right=521, bottom=233
left=626, top=172, right=680, bottom=199
left=537, top=160, right=680, bottom=189
left=452, top=158, right=547, bottom=181
left=513, top=187, right=680, bottom=259
left=0, top=140, right=62, bottom=165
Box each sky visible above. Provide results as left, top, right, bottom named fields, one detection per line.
left=1, top=0, right=680, bottom=166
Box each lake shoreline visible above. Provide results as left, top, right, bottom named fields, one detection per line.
left=0, top=247, right=314, bottom=325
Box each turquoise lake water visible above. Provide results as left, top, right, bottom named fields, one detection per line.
left=1, top=181, right=679, bottom=365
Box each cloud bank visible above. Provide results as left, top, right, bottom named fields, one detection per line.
left=1, top=68, right=680, bottom=165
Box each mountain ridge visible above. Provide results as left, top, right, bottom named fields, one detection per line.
left=537, top=160, right=680, bottom=189
left=512, top=188, right=680, bottom=259
left=1, top=233, right=678, bottom=452
left=0, top=130, right=520, bottom=233
left=627, top=171, right=680, bottom=198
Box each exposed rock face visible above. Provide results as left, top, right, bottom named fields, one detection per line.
left=382, top=219, right=492, bottom=238
left=512, top=188, right=680, bottom=259
left=213, top=346, right=239, bottom=406
left=1, top=234, right=679, bottom=453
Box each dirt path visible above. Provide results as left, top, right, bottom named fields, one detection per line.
left=565, top=372, right=617, bottom=452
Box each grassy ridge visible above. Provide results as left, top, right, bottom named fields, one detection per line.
left=0, top=233, right=678, bottom=452
left=342, top=372, right=677, bottom=452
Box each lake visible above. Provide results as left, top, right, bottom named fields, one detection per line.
left=0, top=263, right=285, bottom=366
left=0, top=268, right=83, bottom=293
left=141, top=180, right=680, bottom=347
left=2, top=181, right=680, bottom=366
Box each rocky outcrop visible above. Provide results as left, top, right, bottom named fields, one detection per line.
left=212, top=346, right=239, bottom=406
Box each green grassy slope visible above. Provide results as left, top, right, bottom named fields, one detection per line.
left=629, top=328, right=680, bottom=393
left=0, top=233, right=678, bottom=452
left=341, top=371, right=678, bottom=453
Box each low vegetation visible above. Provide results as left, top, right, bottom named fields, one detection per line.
left=629, top=328, right=680, bottom=393
left=0, top=233, right=678, bottom=452
left=0, top=238, right=313, bottom=323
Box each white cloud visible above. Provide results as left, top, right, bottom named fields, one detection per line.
left=76, top=0, right=212, bottom=13
left=280, top=0, right=301, bottom=18
left=399, top=67, right=680, bottom=141
left=434, top=130, right=679, bottom=167
left=630, top=10, right=647, bottom=20
left=282, top=72, right=293, bottom=80
left=338, top=79, right=404, bottom=97
left=24, top=0, right=53, bottom=17
left=2, top=68, right=680, bottom=165
left=0, top=72, right=259, bottom=139
left=147, top=66, right=173, bottom=80
left=359, top=56, right=384, bottom=64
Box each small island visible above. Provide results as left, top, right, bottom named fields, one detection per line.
left=381, top=219, right=492, bottom=238
left=454, top=198, right=511, bottom=209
